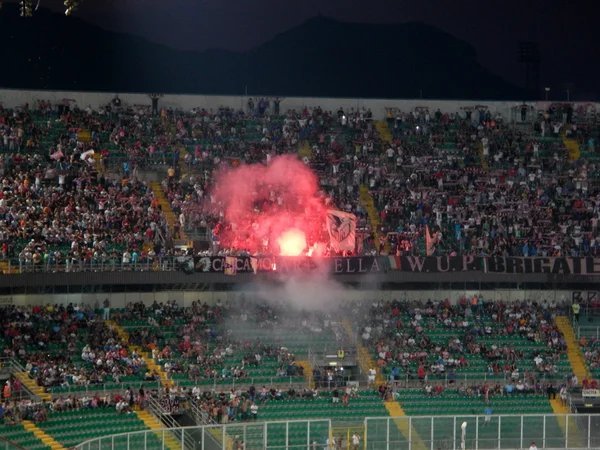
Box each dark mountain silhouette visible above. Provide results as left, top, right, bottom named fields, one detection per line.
left=0, top=5, right=524, bottom=99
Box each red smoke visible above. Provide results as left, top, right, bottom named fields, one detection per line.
left=208, top=155, right=329, bottom=255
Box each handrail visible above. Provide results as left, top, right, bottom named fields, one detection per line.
left=147, top=396, right=196, bottom=450
left=1, top=359, right=39, bottom=402
left=75, top=418, right=333, bottom=450
left=188, top=399, right=214, bottom=425
left=0, top=436, right=28, bottom=450
left=48, top=380, right=162, bottom=397
left=73, top=413, right=596, bottom=450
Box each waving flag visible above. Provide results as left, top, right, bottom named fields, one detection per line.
left=426, top=225, right=439, bottom=256
left=326, top=210, right=356, bottom=251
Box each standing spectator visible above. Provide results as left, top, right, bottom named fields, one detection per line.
left=250, top=401, right=258, bottom=420
left=103, top=298, right=111, bottom=320
left=351, top=432, right=360, bottom=450
left=484, top=407, right=493, bottom=426
left=3, top=380, right=11, bottom=400
left=368, top=367, right=376, bottom=387
left=572, top=301, right=580, bottom=322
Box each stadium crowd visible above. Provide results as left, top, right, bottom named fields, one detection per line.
left=353, top=296, right=576, bottom=387
left=1, top=295, right=585, bottom=431
left=157, top=100, right=600, bottom=258
left=1, top=97, right=600, bottom=263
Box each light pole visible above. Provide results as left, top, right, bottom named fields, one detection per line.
left=544, top=87, right=550, bottom=101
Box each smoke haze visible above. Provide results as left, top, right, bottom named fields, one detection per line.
left=207, top=155, right=329, bottom=254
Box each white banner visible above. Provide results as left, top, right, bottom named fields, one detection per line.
left=326, top=210, right=356, bottom=252
left=582, top=389, right=599, bottom=398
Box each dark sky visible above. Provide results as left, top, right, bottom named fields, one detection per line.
left=9, top=0, right=599, bottom=99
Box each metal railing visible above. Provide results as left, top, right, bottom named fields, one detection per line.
left=1, top=358, right=40, bottom=402
left=72, top=414, right=599, bottom=450
left=383, top=371, right=571, bottom=389
left=365, top=414, right=599, bottom=450
left=75, top=419, right=332, bottom=450
left=147, top=396, right=196, bottom=450
left=0, top=437, right=27, bottom=450
left=1, top=257, right=180, bottom=274
left=172, top=375, right=307, bottom=390
left=47, top=380, right=163, bottom=397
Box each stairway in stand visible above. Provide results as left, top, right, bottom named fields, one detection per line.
left=0, top=260, right=18, bottom=274
left=23, top=420, right=65, bottom=450
left=148, top=181, right=185, bottom=240
left=359, top=185, right=389, bottom=253
left=562, top=126, right=581, bottom=160
left=295, top=361, right=315, bottom=388
left=93, top=152, right=104, bottom=174
left=375, top=121, right=393, bottom=146
left=106, top=320, right=174, bottom=389
left=77, top=128, right=91, bottom=143
left=136, top=410, right=180, bottom=450
left=339, top=320, right=384, bottom=385
left=106, top=321, right=180, bottom=449
left=383, top=403, right=428, bottom=450
left=555, top=316, right=590, bottom=381
left=177, top=145, right=190, bottom=174
left=13, top=372, right=51, bottom=401
left=549, top=398, right=582, bottom=448
left=477, top=140, right=489, bottom=170
left=340, top=319, right=427, bottom=449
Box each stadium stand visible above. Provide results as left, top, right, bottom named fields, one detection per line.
left=1, top=96, right=599, bottom=449
left=0, top=295, right=588, bottom=449
left=2, top=99, right=599, bottom=263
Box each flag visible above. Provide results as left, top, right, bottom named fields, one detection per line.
left=224, top=256, right=237, bottom=276
left=426, top=225, right=439, bottom=256
left=387, top=255, right=401, bottom=270
left=326, top=210, right=356, bottom=252
left=381, top=255, right=401, bottom=271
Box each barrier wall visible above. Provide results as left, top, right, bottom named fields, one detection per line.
left=0, top=289, right=592, bottom=308
left=0, top=87, right=578, bottom=121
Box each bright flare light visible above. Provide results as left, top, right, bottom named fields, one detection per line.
left=277, top=229, right=307, bottom=256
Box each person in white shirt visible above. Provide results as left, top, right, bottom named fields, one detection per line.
left=250, top=402, right=258, bottom=420
left=351, top=433, right=360, bottom=450
left=529, top=442, right=538, bottom=450
left=368, top=368, right=376, bottom=387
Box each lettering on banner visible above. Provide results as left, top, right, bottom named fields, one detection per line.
left=582, top=389, right=600, bottom=398
left=185, top=256, right=600, bottom=276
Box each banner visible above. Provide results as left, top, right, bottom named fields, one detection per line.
left=224, top=256, right=237, bottom=276
left=160, top=397, right=181, bottom=413
left=190, top=256, right=383, bottom=274
left=425, top=225, right=439, bottom=256
left=582, top=389, right=600, bottom=398
left=326, top=210, right=356, bottom=252
left=184, top=256, right=600, bottom=276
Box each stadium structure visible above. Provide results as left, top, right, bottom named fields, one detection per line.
left=0, top=88, right=599, bottom=450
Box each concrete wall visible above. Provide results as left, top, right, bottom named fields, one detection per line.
left=0, top=87, right=545, bottom=121
left=0, top=289, right=587, bottom=308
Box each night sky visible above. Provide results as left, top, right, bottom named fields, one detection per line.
left=4, top=0, right=598, bottom=99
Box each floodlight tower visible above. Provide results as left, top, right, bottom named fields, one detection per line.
left=518, top=42, right=541, bottom=99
